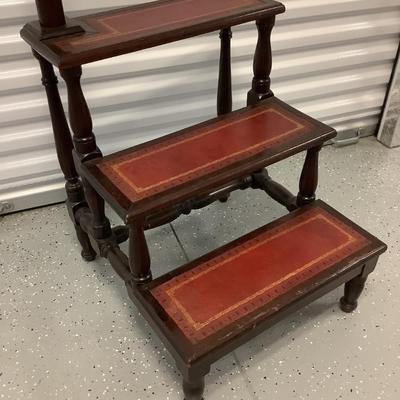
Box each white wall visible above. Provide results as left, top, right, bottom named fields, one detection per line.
left=1, top=0, right=400, bottom=214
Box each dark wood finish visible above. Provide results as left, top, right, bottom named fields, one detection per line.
left=340, top=274, right=368, bottom=312
left=83, top=97, right=336, bottom=223
left=30, top=0, right=87, bottom=41
left=74, top=223, right=96, bottom=261
left=83, top=177, right=112, bottom=239
left=21, top=0, right=285, bottom=68
left=60, top=66, right=112, bottom=240
left=76, top=207, right=133, bottom=281
left=127, top=200, right=386, bottom=372
left=60, top=67, right=98, bottom=157
left=183, top=377, right=205, bottom=400
left=144, top=176, right=253, bottom=230
left=22, top=4, right=387, bottom=399
left=112, top=225, right=130, bottom=244
left=247, top=17, right=275, bottom=106
left=35, top=0, right=66, bottom=28
left=297, top=145, right=322, bottom=206
left=129, top=223, right=152, bottom=284
left=106, top=247, right=132, bottom=283
left=33, top=50, right=96, bottom=261
left=217, top=27, right=232, bottom=116
left=246, top=15, right=277, bottom=209
left=252, top=169, right=297, bottom=211
left=24, top=19, right=89, bottom=42
left=340, top=256, right=379, bottom=313
left=217, top=27, right=233, bottom=203
left=34, top=53, right=76, bottom=186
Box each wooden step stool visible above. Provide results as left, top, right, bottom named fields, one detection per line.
left=21, top=1, right=387, bottom=398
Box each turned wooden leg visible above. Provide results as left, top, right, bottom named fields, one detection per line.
left=129, top=222, right=152, bottom=284
left=33, top=50, right=96, bottom=260
left=183, top=377, right=205, bottom=400
left=61, top=66, right=112, bottom=241
left=217, top=27, right=232, bottom=116
left=75, top=225, right=95, bottom=261
left=297, top=145, right=322, bottom=206
left=246, top=17, right=276, bottom=201
left=340, top=275, right=368, bottom=313
left=82, top=177, right=112, bottom=240
left=247, top=17, right=275, bottom=106
left=217, top=27, right=232, bottom=203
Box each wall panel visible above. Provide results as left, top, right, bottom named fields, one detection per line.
left=0, top=0, right=399, bottom=213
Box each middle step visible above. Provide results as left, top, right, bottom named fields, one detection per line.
left=83, top=96, right=336, bottom=222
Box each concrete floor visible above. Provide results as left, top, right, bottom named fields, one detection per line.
left=0, top=137, right=399, bottom=400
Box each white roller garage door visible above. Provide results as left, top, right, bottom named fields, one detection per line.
left=0, top=0, right=399, bottom=214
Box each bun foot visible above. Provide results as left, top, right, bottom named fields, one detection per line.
left=75, top=225, right=96, bottom=261
left=183, top=377, right=205, bottom=400
left=340, top=275, right=367, bottom=313
left=219, top=194, right=230, bottom=203
left=81, top=249, right=96, bottom=261
left=340, top=296, right=357, bottom=313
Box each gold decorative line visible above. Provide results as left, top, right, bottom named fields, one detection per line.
left=164, top=214, right=359, bottom=331
left=66, top=0, right=260, bottom=47
left=108, top=109, right=304, bottom=193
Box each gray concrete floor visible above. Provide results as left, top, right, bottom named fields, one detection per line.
left=0, top=137, right=399, bottom=400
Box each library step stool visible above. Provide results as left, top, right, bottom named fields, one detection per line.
left=21, top=1, right=387, bottom=398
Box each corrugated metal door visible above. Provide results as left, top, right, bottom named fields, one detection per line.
left=1, top=0, right=399, bottom=214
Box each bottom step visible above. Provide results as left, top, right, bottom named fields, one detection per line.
left=128, top=200, right=386, bottom=368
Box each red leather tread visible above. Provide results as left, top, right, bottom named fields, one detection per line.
left=86, top=97, right=335, bottom=220
left=150, top=204, right=370, bottom=343
left=82, top=97, right=336, bottom=220
left=22, top=0, right=285, bottom=67
left=98, top=102, right=307, bottom=201
left=55, top=0, right=262, bottom=51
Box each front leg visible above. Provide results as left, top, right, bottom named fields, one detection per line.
left=129, top=221, right=152, bottom=284
left=340, top=258, right=378, bottom=313
left=33, top=50, right=96, bottom=260
left=183, top=377, right=205, bottom=400
left=340, top=275, right=368, bottom=313
left=60, top=66, right=112, bottom=241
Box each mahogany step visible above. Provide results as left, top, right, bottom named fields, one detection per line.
left=82, top=97, right=336, bottom=222
left=21, top=0, right=285, bottom=68
left=128, top=200, right=386, bottom=368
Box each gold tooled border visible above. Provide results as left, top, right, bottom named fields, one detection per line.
left=107, top=109, right=304, bottom=194
left=163, top=214, right=358, bottom=331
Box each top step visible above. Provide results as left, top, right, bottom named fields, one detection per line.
left=21, top=0, right=285, bottom=68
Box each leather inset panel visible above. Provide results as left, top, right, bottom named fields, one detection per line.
left=151, top=207, right=369, bottom=343
left=97, top=105, right=306, bottom=201
left=53, top=0, right=265, bottom=52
